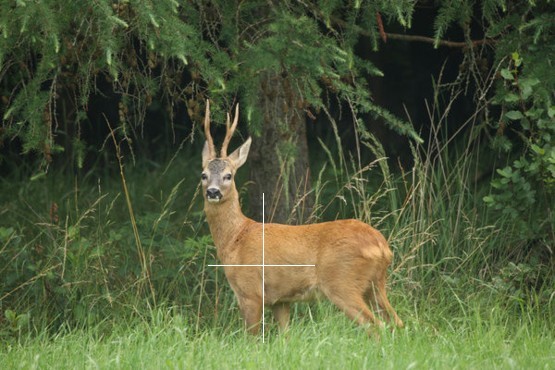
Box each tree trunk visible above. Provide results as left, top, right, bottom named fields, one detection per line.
left=248, top=71, right=313, bottom=224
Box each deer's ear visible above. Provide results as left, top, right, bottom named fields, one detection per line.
left=202, top=141, right=213, bottom=168
left=228, top=137, right=251, bottom=169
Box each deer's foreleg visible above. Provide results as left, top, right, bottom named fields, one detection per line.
left=238, top=296, right=263, bottom=335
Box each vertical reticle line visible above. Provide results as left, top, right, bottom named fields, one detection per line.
left=262, top=193, right=265, bottom=343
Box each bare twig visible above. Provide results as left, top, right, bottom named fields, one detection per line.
left=318, top=8, right=494, bottom=49
left=385, top=33, right=493, bottom=48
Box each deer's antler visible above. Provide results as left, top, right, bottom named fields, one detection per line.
left=204, top=100, right=217, bottom=159
left=221, top=104, right=239, bottom=158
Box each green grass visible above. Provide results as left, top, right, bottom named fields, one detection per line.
left=1, top=301, right=553, bottom=369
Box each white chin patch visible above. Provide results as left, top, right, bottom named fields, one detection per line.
left=207, top=198, right=221, bottom=203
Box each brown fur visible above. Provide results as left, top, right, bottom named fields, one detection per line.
left=201, top=102, right=403, bottom=335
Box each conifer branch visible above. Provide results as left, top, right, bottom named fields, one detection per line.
left=323, top=9, right=494, bottom=49
left=384, top=32, right=493, bottom=48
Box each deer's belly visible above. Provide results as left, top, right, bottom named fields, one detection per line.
left=264, top=281, right=324, bottom=305
left=277, top=286, right=324, bottom=303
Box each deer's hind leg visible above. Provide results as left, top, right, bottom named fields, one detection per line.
left=366, top=275, right=404, bottom=329
left=272, top=302, right=290, bottom=331
left=319, top=268, right=383, bottom=332
left=328, top=293, right=381, bottom=327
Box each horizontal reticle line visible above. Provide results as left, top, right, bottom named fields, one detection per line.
left=208, top=264, right=315, bottom=267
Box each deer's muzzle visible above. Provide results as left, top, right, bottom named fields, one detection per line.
left=206, top=188, right=222, bottom=202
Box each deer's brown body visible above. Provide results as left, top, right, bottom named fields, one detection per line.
left=201, top=101, right=403, bottom=335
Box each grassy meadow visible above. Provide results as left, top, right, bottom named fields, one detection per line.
left=1, top=302, right=553, bottom=369
left=1, top=126, right=554, bottom=369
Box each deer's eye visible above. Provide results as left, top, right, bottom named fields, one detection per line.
left=223, top=174, right=232, bottom=181
left=201, top=173, right=208, bottom=181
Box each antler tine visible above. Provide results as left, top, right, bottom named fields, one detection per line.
left=204, top=100, right=217, bottom=159
left=220, top=103, right=240, bottom=157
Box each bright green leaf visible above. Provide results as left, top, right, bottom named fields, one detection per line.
left=483, top=195, right=494, bottom=203
left=531, top=144, right=545, bottom=155
left=500, top=68, right=513, bottom=80
left=503, top=93, right=519, bottom=103
left=505, top=110, right=523, bottom=120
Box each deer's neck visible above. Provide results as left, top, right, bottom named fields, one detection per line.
left=204, top=189, right=249, bottom=256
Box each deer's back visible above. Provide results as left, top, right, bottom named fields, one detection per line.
left=245, top=219, right=393, bottom=264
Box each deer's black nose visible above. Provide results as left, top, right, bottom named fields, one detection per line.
left=206, top=188, right=222, bottom=201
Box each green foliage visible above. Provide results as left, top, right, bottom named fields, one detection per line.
left=490, top=262, right=553, bottom=309
left=433, top=0, right=474, bottom=47
left=0, top=153, right=228, bottom=333
left=0, top=0, right=421, bottom=165
left=0, top=0, right=205, bottom=164
left=429, top=0, right=554, bottom=241
left=481, top=3, right=555, bottom=236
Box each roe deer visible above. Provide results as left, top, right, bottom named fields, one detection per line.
left=200, top=101, right=403, bottom=335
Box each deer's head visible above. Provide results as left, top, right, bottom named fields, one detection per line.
left=201, top=101, right=251, bottom=204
